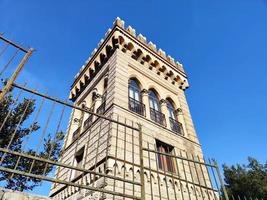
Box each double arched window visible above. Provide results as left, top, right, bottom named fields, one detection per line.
left=128, top=78, right=145, bottom=116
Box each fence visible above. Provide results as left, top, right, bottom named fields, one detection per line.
left=0, top=35, right=232, bottom=200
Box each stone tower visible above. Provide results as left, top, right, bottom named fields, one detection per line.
left=49, top=18, right=213, bottom=200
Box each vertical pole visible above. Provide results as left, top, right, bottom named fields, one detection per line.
left=213, top=159, right=229, bottom=200
left=138, top=123, right=145, bottom=200
left=0, top=48, right=34, bottom=101
left=146, top=142, right=154, bottom=200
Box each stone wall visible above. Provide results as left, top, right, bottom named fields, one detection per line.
left=0, top=188, right=50, bottom=200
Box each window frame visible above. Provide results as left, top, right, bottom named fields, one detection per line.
left=128, top=78, right=142, bottom=102
left=156, top=140, right=176, bottom=173
left=148, top=89, right=160, bottom=111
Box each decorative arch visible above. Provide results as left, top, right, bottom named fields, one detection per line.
left=148, top=87, right=161, bottom=100
left=150, top=173, right=156, bottom=184
left=128, top=74, right=145, bottom=89
left=111, top=36, right=119, bottom=49
left=127, top=42, right=135, bottom=51
left=118, top=35, right=125, bottom=45
left=135, top=169, right=140, bottom=181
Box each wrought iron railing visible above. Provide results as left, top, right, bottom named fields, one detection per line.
left=169, top=117, right=183, bottom=135
left=72, top=127, right=80, bottom=142
left=0, top=35, right=230, bottom=200
left=83, top=114, right=93, bottom=130
left=128, top=97, right=146, bottom=116
left=150, top=108, right=166, bottom=126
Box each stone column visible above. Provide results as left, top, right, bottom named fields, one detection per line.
left=175, top=108, right=187, bottom=136
left=160, top=99, right=170, bottom=128
left=141, top=89, right=150, bottom=119
left=93, top=93, right=102, bottom=120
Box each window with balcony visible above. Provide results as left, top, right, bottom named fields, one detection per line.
left=167, top=99, right=183, bottom=135
left=97, top=93, right=106, bottom=114
left=156, top=140, right=176, bottom=173
left=149, top=89, right=166, bottom=126
left=83, top=114, right=93, bottom=130
left=128, top=78, right=145, bottom=116
left=97, top=76, right=108, bottom=114
left=73, top=147, right=84, bottom=179
left=72, top=126, right=80, bottom=142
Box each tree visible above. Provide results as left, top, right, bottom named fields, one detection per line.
left=223, top=157, right=267, bottom=199
left=0, top=90, right=64, bottom=191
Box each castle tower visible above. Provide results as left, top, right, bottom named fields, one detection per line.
left=49, top=18, right=215, bottom=200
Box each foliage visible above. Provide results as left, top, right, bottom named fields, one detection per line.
left=223, top=157, right=267, bottom=199
left=0, top=91, right=64, bottom=191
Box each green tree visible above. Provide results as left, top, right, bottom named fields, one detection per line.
left=223, top=157, right=267, bottom=199
left=0, top=91, right=64, bottom=191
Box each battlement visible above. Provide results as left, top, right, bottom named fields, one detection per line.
left=70, top=17, right=189, bottom=101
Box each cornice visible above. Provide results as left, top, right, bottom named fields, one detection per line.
left=69, top=17, right=189, bottom=101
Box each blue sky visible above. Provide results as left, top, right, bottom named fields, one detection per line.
left=1, top=0, right=267, bottom=196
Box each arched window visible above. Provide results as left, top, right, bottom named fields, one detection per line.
left=129, top=79, right=141, bottom=102
left=166, top=99, right=176, bottom=120
left=166, top=98, right=183, bottom=135
left=148, top=89, right=160, bottom=111
left=128, top=78, right=145, bottom=116
left=149, top=89, right=165, bottom=126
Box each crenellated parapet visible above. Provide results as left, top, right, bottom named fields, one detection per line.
left=69, top=17, right=189, bottom=101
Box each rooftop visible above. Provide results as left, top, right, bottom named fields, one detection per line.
left=70, top=17, right=188, bottom=101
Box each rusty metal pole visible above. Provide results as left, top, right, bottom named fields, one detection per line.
left=138, top=123, right=146, bottom=200
left=0, top=48, right=34, bottom=101
left=213, top=159, right=229, bottom=200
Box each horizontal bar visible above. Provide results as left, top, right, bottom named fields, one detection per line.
left=0, top=35, right=28, bottom=53
left=142, top=148, right=216, bottom=167
left=107, top=156, right=218, bottom=192
left=0, top=166, right=140, bottom=200
left=0, top=147, right=141, bottom=186
left=11, top=83, right=139, bottom=131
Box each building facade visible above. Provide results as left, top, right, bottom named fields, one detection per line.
left=49, top=18, right=215, bottom=200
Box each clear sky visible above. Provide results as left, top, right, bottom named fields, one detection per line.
left=1, top=0, right=267, bottom=196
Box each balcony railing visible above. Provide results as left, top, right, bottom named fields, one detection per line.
left=169, top=117, right=183, bottom=135
left=150, top=108, right=166, bottom=126
left=128, top=97, right=146, bottom=116
left=83, top=114, right=93, bottom=130
left=72, top=127, right=81, bottom=142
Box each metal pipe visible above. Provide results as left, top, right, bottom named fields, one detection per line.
left=143, top=148, right=216, bottom=167
left=11, top=83, right=139, bottom=131
left=0, top=43, right=9, bottom=57
left=0, top=166, right=141, bottom=200
left=138, top=123, right=145, bottom=200
left=0, top=147, right=140, bottom=185
left=0, top=49, right=19, bottom=76
left=146, top=142, right=154, bottom=200
left=213, top=159, right=229, bottom=200
left=0, top=48, right=34, bottom=101
left=107, top=155, right=217, bottom=192
left=0, top=35, right=28, bottom=53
